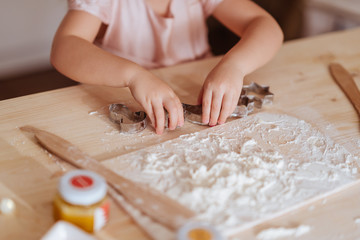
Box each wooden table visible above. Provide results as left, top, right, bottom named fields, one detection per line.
left=1, top=27, right=360, bottom=240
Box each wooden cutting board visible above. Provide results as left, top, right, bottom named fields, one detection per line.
left=100, top=110, right=360, bottom=238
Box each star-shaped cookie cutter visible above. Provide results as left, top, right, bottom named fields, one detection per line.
left=109, top=103, right=147, bottom=133
left=241, top=82, right=274, bottom=108
left=183, top=82, right=273, bottom=125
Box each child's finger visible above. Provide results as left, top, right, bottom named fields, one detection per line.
left=209, top=92, right=222, bottom=126
left=177, top=99, right=184, bottom=127
left=164, top=100, right=178, bottom=130
left=217, top=94, right=234, bottom=125
left=152, top=101, right=165, bottom=135
left=143, top=102, right=155, bottom=129
left=201, top=90, right=212, bottom=125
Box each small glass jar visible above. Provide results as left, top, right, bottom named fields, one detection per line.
left=53, top=170, right=109, bottom=233
left=177, top=222, right=224, bottom=240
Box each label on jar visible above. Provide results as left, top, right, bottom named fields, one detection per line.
left=94, top=201, right=110, bottom=231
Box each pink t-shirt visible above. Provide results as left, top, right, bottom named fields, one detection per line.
left=68, top=0, right=223, bottom=69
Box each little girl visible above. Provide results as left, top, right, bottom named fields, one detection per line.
left=51, top=0, right=283, bottom=134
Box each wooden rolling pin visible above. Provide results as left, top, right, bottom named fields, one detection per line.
left=329, top=63, right=360, bottom=116
left=20, top=126, right=195, bottom=231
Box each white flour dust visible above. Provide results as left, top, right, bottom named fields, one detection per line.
left=255, top=225, right=311, bottom=240
left=104, top=113, right=360, bottom=238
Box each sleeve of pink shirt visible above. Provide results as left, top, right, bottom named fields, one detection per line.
left=200, top=0, right=224, bottom=17
left=67, top=0, right=113, bottom=24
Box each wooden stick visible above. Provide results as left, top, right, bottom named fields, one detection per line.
left=20, top=126, right=195, bottom=231
left=329, top=63, right=360, bottom=116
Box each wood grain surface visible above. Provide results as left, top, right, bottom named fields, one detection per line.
left=0, top=28, right=360, bottom=239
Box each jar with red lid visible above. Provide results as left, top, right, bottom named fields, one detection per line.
left=53, top=170, right=109, bottom=233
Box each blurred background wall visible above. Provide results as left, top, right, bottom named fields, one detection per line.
left=1, top=0, right=360, bottom=100
left=0, top=0, right=67, bottom=79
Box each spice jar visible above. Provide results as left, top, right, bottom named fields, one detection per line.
left=53, top=170, right=109, bottom=233
left=177, top=222, right=224, bottom=240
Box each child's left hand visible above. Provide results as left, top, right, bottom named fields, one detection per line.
left=198, top=62, right=244, bottom=126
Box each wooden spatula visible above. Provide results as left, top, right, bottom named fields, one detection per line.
left=20, top=126, right=195, bottom=230
left=329, top=63, right=360, bottom=116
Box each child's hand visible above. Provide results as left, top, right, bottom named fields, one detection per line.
left=198, top=63, right=244, bottom=126
left=128, top=71, right=184, bottom=135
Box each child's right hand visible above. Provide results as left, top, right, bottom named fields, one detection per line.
left=128, top=70, right=184, bottom=135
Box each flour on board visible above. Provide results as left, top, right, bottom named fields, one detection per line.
left=255, top=225, right=311, bottom=240
left=104, top=113, right=360, bottom=237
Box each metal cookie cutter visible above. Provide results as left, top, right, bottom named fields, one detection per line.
left=182, top=103, right=207, bottom=126
left=182, top=100, right=254, bottom=126
left=241, top=82, right=274, bottom=109
left=183, top=82, right=273, bottom=125
left=109, top=104, right=147, bottom=133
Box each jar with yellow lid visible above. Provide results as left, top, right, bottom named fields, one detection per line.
left=177, top=222, right=224, bottom=240
left=53, top=170, right=109, bottom=233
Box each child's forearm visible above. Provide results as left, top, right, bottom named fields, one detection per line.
left=219, top=15, right=283, bottom=76
left=200, top=0, right=283, bottom=126
left=51, top=31, right=184, bottom=134
left=50, top=10, right=184, bottom=135
left=51, top=35, right=143, bottom=88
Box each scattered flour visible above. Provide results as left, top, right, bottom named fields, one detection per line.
left=108, top=188, right=174, bottom=240
left=256, top=225, right=311, bottom=240
left=103, top=113, right=360, bottom=239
